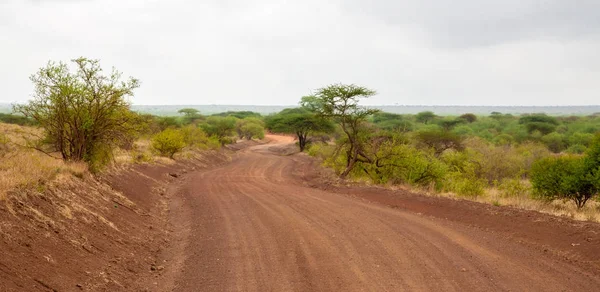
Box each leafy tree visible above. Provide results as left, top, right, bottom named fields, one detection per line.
left=568, top=132, right=595, bottom=147
left=307, top=84, right=378, bottom=178
left=524, top=122, right=557, bottom=135
left=178, top=108, right=200, bottom=117
left=299, top=95, right=323, bottom=112
left=14, top=57, right=139, bottom=166
left=459, top=113, right=477, bottom=123
left=152, top=128, right=185, bottom=159
left=416, top=129, right=464, bottom=157
left=519, top=114, right=559, bottom=125
left=493, top=133, right=514, bottom=146
left=438, top=118, right=464, bottom=131
left=541, top=132, right=566, bottom=153
left=371, top=112, right=413, bottom=132
left=157, top=116, right=182, bottom=130
left=200, top=116, right=237, bottom=144
left=361, top=136, right=446, bottom=186
left=179, top=125, right=210, bottom=147
left=178, top=108, right=202, bottom=124
left=236, top=117, right=265, bottom=140
left=490, top=112, right=503, bottom=120
left=531, top=156, right=595, bottom=208
left=266, top=108, right=334, bottom=151
left=519, top=114, right=559, bottom=135
left=583, top=135, right=600, bottom=193
left=566, top=144, right=587, bottom=154
left=415, top=111, right=436, bottom=124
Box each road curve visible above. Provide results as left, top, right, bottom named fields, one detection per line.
left=166, top=135, right=600, bottom=291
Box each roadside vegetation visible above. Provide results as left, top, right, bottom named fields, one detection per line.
left=264, top=83, right=600, bottom=222
left=0, top=58, right=267, bottom=199
left=3, top=59, right=600, bottom=222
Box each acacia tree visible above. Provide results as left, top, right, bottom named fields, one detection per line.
left=415, top=111, right=436, bottom=124
left=303, top=84, right=378, bottom=178
left=416, top=129, right=465, bottom=157
left=178, top=108, right=199, bottom=117
left=265, top=108, right=334, bottom=151
left=14, top=58, right=140, bottom=165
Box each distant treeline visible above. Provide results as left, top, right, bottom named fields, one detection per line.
left=0, top=113, right=36, bottom=126
left=126, top=105, right=600, bottom=116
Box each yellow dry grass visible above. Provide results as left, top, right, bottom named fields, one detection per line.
left=112, top=138, right=176, bottom=166
left=0, top=121, right=210, bottom=201
left=0, top=123, right=87, bottom=200
left=477, top=188, right=600, bottom=223
left=418, top=186, right=600, bottom=223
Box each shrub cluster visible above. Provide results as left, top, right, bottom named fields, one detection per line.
left=286, top=83, right=600, bottom=208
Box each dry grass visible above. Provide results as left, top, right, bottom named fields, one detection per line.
left=382, top=174, right=600, bottom=223
left=424, top=186, right=600, bottom=223
left=0, top=123, right=87, bottom=200
left=113, top=138, right=177, bottom=166
left=0, top=122, right=215, bottom=200
left=477, top=188, right=600, bottom=223
left=113, top=137, right=215, bottom=167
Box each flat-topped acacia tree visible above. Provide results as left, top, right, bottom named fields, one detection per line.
left=302, top=84, right=378, bottom=178
left=14, top=58, right=140, bottom=167
left=266, top=107, right=334, bottom=151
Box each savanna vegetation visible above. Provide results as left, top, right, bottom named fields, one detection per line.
left=3, top=59, right=600, bottom=222
left=0, top=58, right=268, bottom=198
left=264, top=83, right=600, bottom=221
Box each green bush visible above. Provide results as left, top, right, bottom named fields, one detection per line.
left=541, top=132, right=566, bottom=153
left=152, top=129, right=186, bottom=159
left=200, top=116, right=237, bottom=145
left=86, top=143, right=114, bottom=173
left=236, top=118, right=265, bottom=140
left=157, top=116, right=182, bottom=130
left=493, top=133, right=514, bottom=146
left=583, top=135, right=600, bottom=192
left=179, top=125, right=220, bottom=149
left=568, top=132, right=595, bottom=147
left=306, top=143, right=336, bottom=168
left=131, top=150, right=153, bottom=163
left=443, top=171, right=486, bottom=197
left=530, top=156, right=595, bottom=208
left=363, top=143, right=447, bottom=187
left=566, top=144, right=587, bottom=154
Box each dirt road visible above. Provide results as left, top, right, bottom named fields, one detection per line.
left=164, top=135, right=600, bottom=291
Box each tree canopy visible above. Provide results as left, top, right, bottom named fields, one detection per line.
left=266, top=108, right=334, bottom=151
left=14, top=57, right=140, bottom=168
left=306, top=84, right=378, bottom=177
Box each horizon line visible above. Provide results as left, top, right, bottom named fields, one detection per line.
left=3, top=103, right=600, bottom=107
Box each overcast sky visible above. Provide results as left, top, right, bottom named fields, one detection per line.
left=1, top=0, right=599, bottom=106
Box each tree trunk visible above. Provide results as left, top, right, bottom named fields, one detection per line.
left=297, top=132, right=307, bottom=152
left=340, top=156, right=357, bottom=178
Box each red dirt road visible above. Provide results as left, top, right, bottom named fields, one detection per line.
left=164, top=135, right=600, bottom=291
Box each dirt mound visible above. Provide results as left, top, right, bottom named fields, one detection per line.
left=0, top=151, right=229, bottom=291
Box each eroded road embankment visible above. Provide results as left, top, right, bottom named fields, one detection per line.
left=163, top=135, right=600, bottom=292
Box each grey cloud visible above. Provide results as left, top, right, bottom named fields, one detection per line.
left=0, top=0, right=599, bottom=106
left=342, top=0, right=600, bottom=48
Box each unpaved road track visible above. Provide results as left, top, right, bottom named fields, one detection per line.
left=165, top=136, right=600, bottom=291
